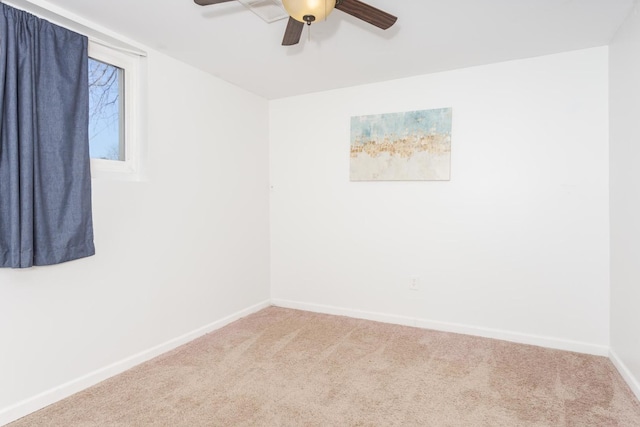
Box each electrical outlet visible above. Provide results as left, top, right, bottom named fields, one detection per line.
left=409, top=276, right=420, bottom=291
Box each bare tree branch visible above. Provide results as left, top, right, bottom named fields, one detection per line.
left=88, top=58, right=121, bottom=160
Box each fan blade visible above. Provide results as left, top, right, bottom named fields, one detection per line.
left=335, top=0, right=397, bottom=30
left=194, top=0, right=235, bottom=6
left=282, top=17, right=304, bottom=46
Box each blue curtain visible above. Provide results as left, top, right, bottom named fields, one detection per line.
left=0, top=4, right=95, bottom=268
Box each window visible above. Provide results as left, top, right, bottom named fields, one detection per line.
left=89, top=57, right=124, bottom=161
left=87, top=41, right=143, bottom=179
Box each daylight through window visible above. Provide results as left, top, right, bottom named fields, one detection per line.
left=88, top=57, right=124, bottom=161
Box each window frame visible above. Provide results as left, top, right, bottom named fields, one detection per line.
left=87, top=41, right=142, bottom=180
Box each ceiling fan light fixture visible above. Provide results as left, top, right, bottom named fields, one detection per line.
left=281, top=0, right=336, bottom=24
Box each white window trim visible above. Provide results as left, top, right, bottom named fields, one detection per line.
left=88, top=41, right=144, bottom=181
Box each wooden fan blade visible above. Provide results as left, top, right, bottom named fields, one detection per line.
left=335, top=0, right=397, bottom=30
left=194, top=0, right=235, bottom=6
left=282, top=17, right=304, bottom=46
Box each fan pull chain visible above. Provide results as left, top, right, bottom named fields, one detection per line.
left=302, top=14, right=315, bottom=42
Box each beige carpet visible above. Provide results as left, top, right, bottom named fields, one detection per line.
left=9, top=307, right=640, bottom=426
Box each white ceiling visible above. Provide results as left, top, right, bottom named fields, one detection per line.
left=24, top=0, right=637, bottom=99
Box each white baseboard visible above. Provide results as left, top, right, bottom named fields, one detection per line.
left=0, top=300, right=271, bottom=427
left=609, top=349, right=640, bottom=401
left=271, top=298, right=610, bottom=357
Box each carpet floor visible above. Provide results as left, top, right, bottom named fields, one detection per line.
left=9, top=307, right=640, bottom=426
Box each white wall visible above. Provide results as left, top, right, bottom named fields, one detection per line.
left=270, top=48, right=610, bottom=354
left=609, top=4, right=640, bottom=400
left=0, top=43, right=270, bottom=424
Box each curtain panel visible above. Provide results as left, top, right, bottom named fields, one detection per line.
left=0, top=4, right=95, bottom=268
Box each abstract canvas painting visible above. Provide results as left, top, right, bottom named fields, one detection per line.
left=350, top=108, right=452, bottom=181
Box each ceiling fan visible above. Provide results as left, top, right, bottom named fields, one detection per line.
left=194, top=0, right=397, bottom=46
